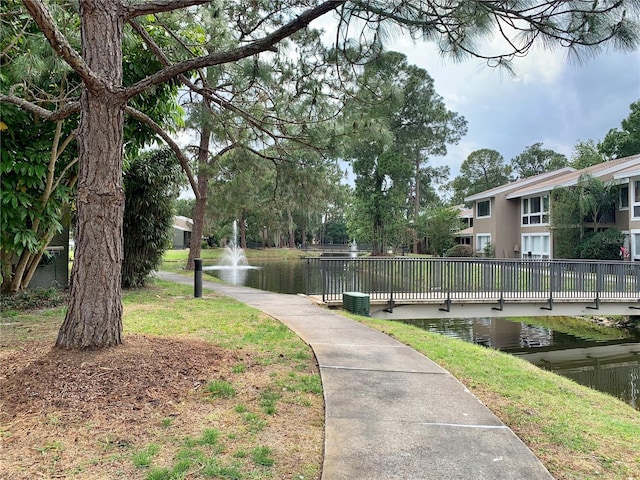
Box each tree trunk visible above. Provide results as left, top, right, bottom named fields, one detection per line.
left=1, top=251, right=14, bottom=293
left=57, top=1, right=125, bottom=349
left=187, top=192, right=208, bottom=269
left=413, top=159, right=420, bottom=254
left=240, top=211, right=247, bottom=249
left=186, top=123, right=211, bottom=270
left=288, top=209, right=295, bottom=248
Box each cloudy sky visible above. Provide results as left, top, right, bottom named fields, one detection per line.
left=310, top=13, right=639, bottom=188
left=386, top=37, right=640, bottom=181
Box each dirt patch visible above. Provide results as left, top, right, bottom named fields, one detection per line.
left=0, top=335, right=323, bottom=479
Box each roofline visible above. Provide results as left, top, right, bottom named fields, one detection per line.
left=505, top=156, right=640, bottom=199
left=613, top=169, right=640, bottom=180
left=464, top=167, right=575, bottom=202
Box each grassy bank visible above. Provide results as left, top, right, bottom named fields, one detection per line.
left=347, top=313, right=640, bottom=480
left=160, top=247, right=314, bottom=275
left=0, top=281, right=323, bottom=480
left=162, top=247, right=312, bottom=266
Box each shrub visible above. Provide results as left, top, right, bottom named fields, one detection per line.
left=482, top=241, right=495, bottom=258
left=122, top=149, right=183, bottom=288
left=576, top=228, right=624, bottom=260
left=445, top=244, right=473, bottom=257
left=0, top=287, right=67, bottom=311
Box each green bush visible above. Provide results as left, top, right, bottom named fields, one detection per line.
left=483, top=242, right=495, bottom=258
left=576, top=228, right=624, bottom=260
left=445, top=244, right=473, bottom=257
left=122, top=149, right=183, bottom=288
left=0, top=287, right=67, bottom=311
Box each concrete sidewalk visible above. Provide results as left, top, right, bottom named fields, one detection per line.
left=157, top=271, right=554, bottom=480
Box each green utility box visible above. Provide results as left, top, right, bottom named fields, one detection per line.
left=343, top=291, right=370, bottom=316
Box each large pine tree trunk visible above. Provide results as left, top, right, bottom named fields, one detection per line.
left=56, top=1, right=125, bottom=349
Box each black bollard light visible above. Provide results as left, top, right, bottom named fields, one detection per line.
left=194, top=258, right=202, bottom=298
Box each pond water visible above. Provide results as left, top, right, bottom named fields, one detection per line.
left=204, top=258, right=307, bottom=293
left=400, top=317, right=640, bottom=411
left=205, top=257, right=640, bottom=410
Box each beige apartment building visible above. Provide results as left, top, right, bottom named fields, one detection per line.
left=464, top=154, right=640, bottom=261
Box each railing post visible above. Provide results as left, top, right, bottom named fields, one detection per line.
left=321, top=259, right=327, bottom=303
left=389, top=258, right=394, bottom=307
left=549, top=260, right=554, bottom=298
left=194, top=258, right=202, bottom=298
left=596, top=262, right=604, bottom=297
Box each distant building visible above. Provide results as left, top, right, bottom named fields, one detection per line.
left=464, top=154, right=640, bottom=260
left=453, top=206, right=473, bottom=246
left=172, top=216, right=193, bottom=249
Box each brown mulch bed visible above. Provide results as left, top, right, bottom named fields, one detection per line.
left=0, top=335, right=323, bottom=479
left=2, top=335, right=228, bottom=422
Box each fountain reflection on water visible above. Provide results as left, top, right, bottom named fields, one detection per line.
left=202, top=221, right=259, bottom=284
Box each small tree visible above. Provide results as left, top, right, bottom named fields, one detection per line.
left=420, top=205, right=462, bottom=256
left=121, top=149, right=182, bottom=288
left=550, top=186, right=582, bottom=258
left=483, top=242, right=495, bottom=258
left=550, top=175, right=617, bottom=258
left=576, top=174, right=617, bottom=231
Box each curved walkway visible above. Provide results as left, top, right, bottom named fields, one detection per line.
left=157, top=272, right=554, bottom=480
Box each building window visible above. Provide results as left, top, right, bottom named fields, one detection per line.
left=522, top=195, right=549, bottom=225
left=633, top=180, right=640, bottom=218
left=632, top=230, right=640, bottom=261
left=477, top=200, right=490, bottom=218
left=521, top=234, right=550, bottom=259
left=619, top=185, right=629, bottom=210
left=476, top=234, right=491, bottom=253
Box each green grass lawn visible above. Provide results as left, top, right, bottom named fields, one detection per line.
left=160, top=247, right=314, bottom=273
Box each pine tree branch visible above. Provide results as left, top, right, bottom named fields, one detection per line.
left=124, top=1, right=344, bottom=98
left=0, top=94, right=80, bottom=121
left=124, top=105, right=201, bottom=198
left=22, top=0, right=105, bottom=91
left=122, top=0, right=211, bottom=21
